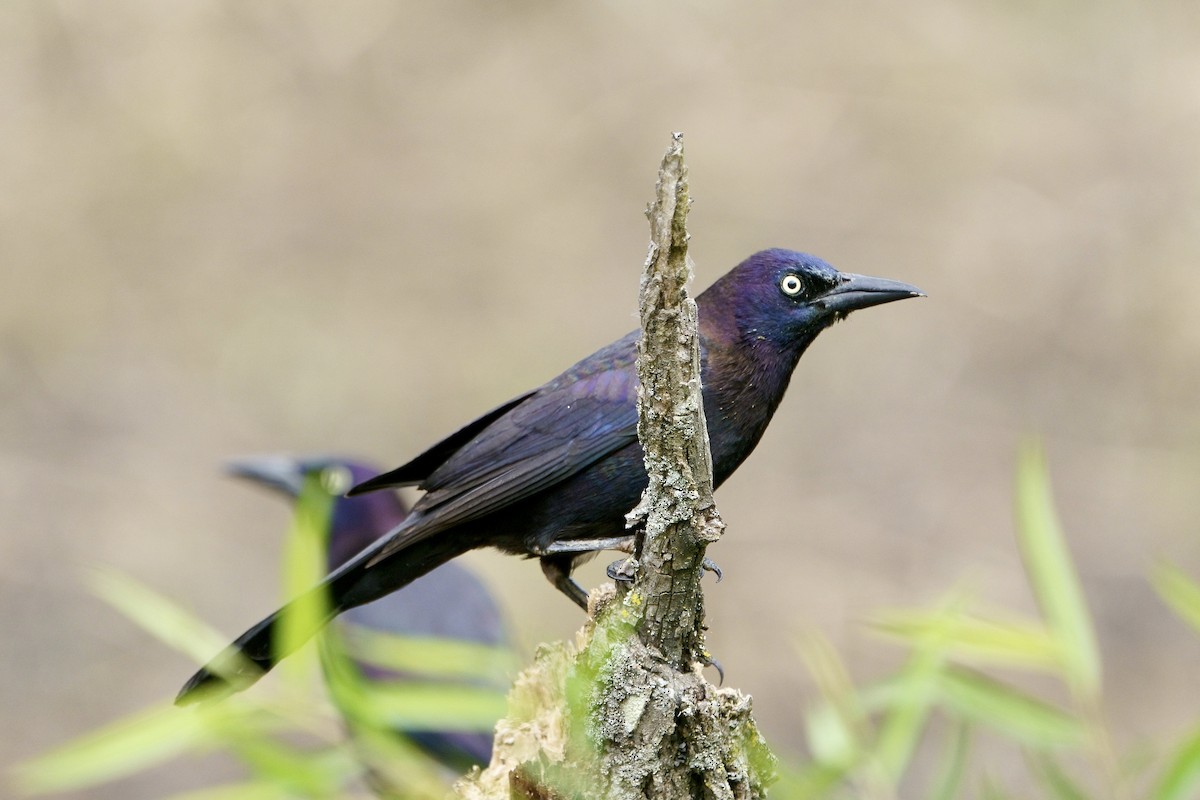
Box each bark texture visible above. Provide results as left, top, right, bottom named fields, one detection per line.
left=455, top=133, right=775, bottom=800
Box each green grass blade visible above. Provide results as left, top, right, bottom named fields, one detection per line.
left=870, top=608, right=1060, bottom=672
left=321, top=623, right=509, bottom=729
left=979, top=773, right=1014, bottom=799
left=1027, top=752, right=1089, bottom=800
left=339, top=625, right=519, bottom=683
left=334, top=680, right=509, bottom=731
left=88, top=568, right=233, bottom=664
left=803, top=703, right=859, bottom=771
left=769, top=761, right=847, bottom=800
left=1151, top=563, right=1200, bottom=635
left=219, top=735, right=353, bottom=797
left=275, top=473, right=334, bottom=691
left=165, top=781, right=296, bottom=800
left=937, top=666, right=1084, bottom=748
left=872, top=643, right=941, bottom=785
left=1014, top=440, right=1101, bottom=697
left=345, top=730, right=464, bottom=799
left=11, top=703, right=245, bottom=794
left=929, top=721, right=971, bottom=800
left=794, top=630, right=867, bottom=771
left=1152, top=725, right=1200, bottom=800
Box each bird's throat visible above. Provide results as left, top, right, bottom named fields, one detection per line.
left=700, top=332, right=811, bottom=487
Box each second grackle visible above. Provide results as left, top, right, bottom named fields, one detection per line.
left=229, top=455, right=513, bottom=773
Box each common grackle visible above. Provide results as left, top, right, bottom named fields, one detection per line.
left=228, top=455, right=511, bottom=772
left=179, top=249, right=922, bottom=703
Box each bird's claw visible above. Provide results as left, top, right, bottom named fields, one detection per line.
left=606, top=557, right=638, bottom=584
left=701, top=557, right=723, bottom=583
left=699, top=651, right=725, bottom=685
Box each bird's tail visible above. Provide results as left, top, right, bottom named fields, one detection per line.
left=176, top=531, right=477, bottom=705
left=175, top=585, right=337, bottom=705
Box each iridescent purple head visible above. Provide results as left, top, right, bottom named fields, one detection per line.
left=698, top=248, right=923, bottom=352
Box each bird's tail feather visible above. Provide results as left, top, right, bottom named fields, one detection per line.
left=176, top=531, right=478, bottom=705
left=175, top=585, right=338, bottom=705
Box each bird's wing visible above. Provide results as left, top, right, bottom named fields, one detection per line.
left=347, top=391, right=537, bottom=495
left=365, top=332, right=641, bottom=565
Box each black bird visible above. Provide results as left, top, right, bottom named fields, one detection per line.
left=179, top=249, right=922, bottom=703
left=228, top=456, right=512, bottom=772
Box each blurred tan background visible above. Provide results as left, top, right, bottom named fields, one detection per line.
left=3, top=1, right=1200, bottom=796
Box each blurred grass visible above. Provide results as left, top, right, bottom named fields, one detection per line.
left=16, top=443, right=1200, bottom=798
left=1151, top=563, right=1200, bottom=636
left=13, top=477, right=506, bottom=799
left=275, top=471, right=335, bottom=697
left=1014, top=441, right=1101, bottom=700
left=775, top=444, right=1200, bottom=799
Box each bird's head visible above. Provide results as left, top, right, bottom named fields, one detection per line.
left=702, top=249, right=923, bottom=355
left=226, top=456, right=408, bottom=571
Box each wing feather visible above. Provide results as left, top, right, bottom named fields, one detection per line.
left=364, top=332, right=641, bottom=565
left=346, top=391, right=536, bottom=495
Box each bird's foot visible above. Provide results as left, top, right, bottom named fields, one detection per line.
left=540, top=556, right=590, bottom=611
left=699, top=650, right=725, bottom=685
left=536, top=536, right=635, bottom=556
left=606, top=557, right=639, bottom=584
left=701, top=557, right=723, bottom=583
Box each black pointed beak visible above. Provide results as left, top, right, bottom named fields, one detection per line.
left=816, top=273, right=925, bottom=315
left=225, top=456, right=304, bottom=498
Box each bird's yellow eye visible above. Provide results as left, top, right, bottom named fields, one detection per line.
left=780, top=274, right=804, bottom=297
left=320, top=466, right=352, bottom=495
